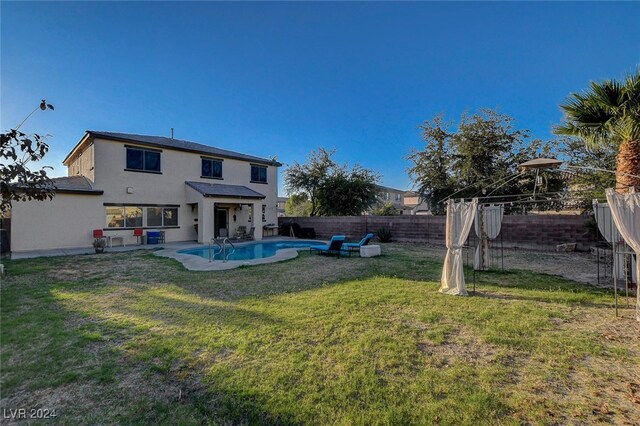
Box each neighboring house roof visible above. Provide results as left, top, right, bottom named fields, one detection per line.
left=186, top=181, right=266, bottom=199
left=64, top=131, right=282, bottom=167
left=376, top=184, right=407, bottom=193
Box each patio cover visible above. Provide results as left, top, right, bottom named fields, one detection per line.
left=605, top=189, right=640, bottom=321
left=474, top=204, right=504, bottom=270
left=186, top=181, right=266, bottom=199
left=440, top=198, right=478, bottom=296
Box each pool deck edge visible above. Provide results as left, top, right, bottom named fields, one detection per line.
left=154, top=237, right=326, bottom=271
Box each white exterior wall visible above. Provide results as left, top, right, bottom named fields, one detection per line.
left=92, top=138, right=277, bottom=245
left=10, top=194, right=104, bottom=252
left=67, top=142, right=95, bottom=181
left=10, top=136, right=279, bottom=252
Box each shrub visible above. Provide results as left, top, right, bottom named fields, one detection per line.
left=376, top=227, right=392, bottom=243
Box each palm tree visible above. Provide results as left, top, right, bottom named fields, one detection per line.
left=555, top=69, right=640, bottom=192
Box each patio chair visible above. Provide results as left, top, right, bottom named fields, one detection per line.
left=234, top=226, right=247, bottom=240
left=243, top=227, right=255, bottom=241
left=310, top=235, right=346, bottom=257
left=92, top=229, right=112, bottom=247
left=342, top=233, right=374, bottom=255
left=133, top=228, right=143, bottom=244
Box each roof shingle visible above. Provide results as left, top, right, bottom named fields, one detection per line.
left=85, top=131, right=281, bottom=166
left=53, top=176, right=103, bottom=194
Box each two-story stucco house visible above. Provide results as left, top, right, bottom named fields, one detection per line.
left=373, top=185, right=413, bottom=215
left=10, top=131, right=281, bottom=252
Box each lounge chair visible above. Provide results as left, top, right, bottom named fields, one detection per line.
left=310, top=235, right=346, bottom=257
left=342, top=233, right=374, bottom=255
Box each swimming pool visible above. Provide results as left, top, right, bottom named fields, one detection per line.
left=177, top=240, right=325, bottom=261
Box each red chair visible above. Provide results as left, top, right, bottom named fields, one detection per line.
left=134, top=228, right=143, bottom=244
left=92, top=229, right=112, bottom=247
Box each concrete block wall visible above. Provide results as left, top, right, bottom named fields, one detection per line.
left=279, top=214, right=596, bottom=250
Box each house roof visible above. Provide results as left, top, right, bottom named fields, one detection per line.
left=186, top=181, right=266, bottom=199
left=63, top=131, right=282, bottom=167
left=376, top=184, right=408, bottom=193
left=12, top=176, right=104, bottom=195
left=49, top=176, right=103, bottom=194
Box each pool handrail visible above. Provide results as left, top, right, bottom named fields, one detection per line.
left=222, top=238, right=236, bottom=262
left=209, top=238, right=223, bottom=262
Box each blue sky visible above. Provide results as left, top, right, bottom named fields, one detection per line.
left=2, top=2, right=639, bottom=193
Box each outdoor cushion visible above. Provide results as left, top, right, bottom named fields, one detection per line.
left=343, top=233, right=375, bottom=249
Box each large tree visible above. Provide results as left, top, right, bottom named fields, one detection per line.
left=555, top=69, right=640, bottom=192
left=558, top=136, right=616, bottom=206
left=315, top=166, right=379, bottom=216
left=285, top=148, right=379, bottom=216
left=406, top=115, right=454, bottom=214
left=284, top=193, right=312, bottom=217
left=407, top=109, right=563, bottom=214
left=284, top=148, right=335, bottom=216
left=1, top=100, right=55, bottom=213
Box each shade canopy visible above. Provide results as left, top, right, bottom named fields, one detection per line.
left=518, top=158, right=563, bottom=171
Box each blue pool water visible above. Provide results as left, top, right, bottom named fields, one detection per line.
left=178, top=240, right=325, bottom=261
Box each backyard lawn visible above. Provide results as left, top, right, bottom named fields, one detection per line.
left=1, top=244, right=638, bottom=425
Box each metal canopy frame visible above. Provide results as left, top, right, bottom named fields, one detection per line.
left=445, top=159, right=637, bottom=318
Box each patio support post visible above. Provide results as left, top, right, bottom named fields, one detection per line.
left=198, top=201, right=213, bottom=243
left=251, top=202, right=263, bottom=240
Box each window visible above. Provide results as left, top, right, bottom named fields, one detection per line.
left=106, top=207, right=125, bottom=228
left=126, top=147, right=161, bottom=173
left=125, top=207, right=143, bottom=227
left=395, top=193, right=402, bottom=202
left=146, top=207, right=178, bottom=227
left=105, top=206, right=179, bottom=228
left=251, top=165, right=267, bottom=183
left=262, top=205, right=266, bottom=222
left=163, top=208, right=178, bottom=227
left=383, top=192, right=389, bottom=201
left=201, top=158, right=223, bottom=178
left=147, top=207, right=163, bottom=227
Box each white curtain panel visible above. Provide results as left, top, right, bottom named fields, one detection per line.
left=473, top=204, right=504, bottom=270
left=440, top=198, right=478, bottom=296
left=593, top=201, right=621, bottom=243
left=605, top=189, right=640, bottom=321
left=593, top=201, right=637, bottom=282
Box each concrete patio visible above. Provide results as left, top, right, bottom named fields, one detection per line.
left=9, top=241, right=198, bottom=260
left=7, top=236, right=290, bottom=260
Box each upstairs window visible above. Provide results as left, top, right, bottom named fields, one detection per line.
left=395, top=193, right=402, bottom=202
left=251, top=165, right=268, bottom=183
left=126, top=147, right=161, bottom=173
left=201, top=158, right=223, bottom=178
